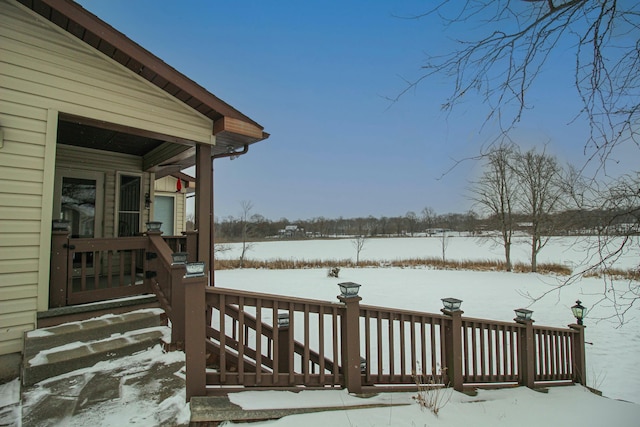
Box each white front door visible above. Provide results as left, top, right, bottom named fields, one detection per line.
left=154, top=195, right=175, bottom=235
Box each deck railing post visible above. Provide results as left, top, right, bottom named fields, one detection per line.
left=49, top=229, right=70, bottom=308
left=144, top=230, right=162, bottom=291
left=338, top=295, right=362, bottom=394
left=516, top=318, right=535, bottom=388
left=170, top=264, right=187, bottom=347
left=184, top=273, right=207, bottom=401
left=441, top=309, right=464, bottom=391
left=183, top=230, right=198, bottom=263
left=569, top=324, right=586, bottom=386
left=277, top=313, right=291, bottom=375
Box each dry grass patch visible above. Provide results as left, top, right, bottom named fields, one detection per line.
left=215, top=257, right=572, bottom=275
left=582, top=267, right=639, bottom=281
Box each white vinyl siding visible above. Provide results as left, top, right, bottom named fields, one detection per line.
left=0, top=0, right=213, bottom=356
left=56, top=145, right=152, bottom=239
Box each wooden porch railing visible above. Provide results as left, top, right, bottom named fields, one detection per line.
left=49, top=229, right=197, bottom=310
left=184, top=283, right=587, bottom=400
left=202, top=287, right=345, bottom=392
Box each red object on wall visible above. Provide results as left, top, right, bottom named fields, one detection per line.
left=176, top=179, right=182, bottom=192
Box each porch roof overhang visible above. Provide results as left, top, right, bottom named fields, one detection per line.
left=18, top=0, right=269, bottom=167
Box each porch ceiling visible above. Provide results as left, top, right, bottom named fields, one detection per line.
left=57, top=120, right=164, bottom=157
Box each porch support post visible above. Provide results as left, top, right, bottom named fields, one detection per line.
left=569, top=324, right=587, bottom=386
left=49, top=230, right=70, bottom=308
left=339, top=295, right=362, bottom=394
left=182, top=230, right=198, bottom=263
left=170, top=264, right=187, bottom=347
left=516, top=318, right=536, bottom=389
left=184, top=273, right=207, bottom=401
left=442, top=309, right=464, bottom=391
left=195, top=144, right=212, bottom=279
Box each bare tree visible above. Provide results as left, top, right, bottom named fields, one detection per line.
left=514, top=148, right=565, bottom=272
left=397, top=1, right=638, bottom=318
left=406, top=211, right=418, bottom=236
left=472, top=143, right=518, bottom=271
left=238, top=200, right=256, bottom=268
left=396, top=1, right=639, bottom=168
left=421, top=206, right=436, bottom=230
left=352, top=235, right=368, bottom=266
left=440, top=230, right=450, bottom=263
left=523, top=172, right=639, bottom=323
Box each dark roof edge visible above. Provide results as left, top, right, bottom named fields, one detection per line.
left=23, top=0, right=264, bottom=131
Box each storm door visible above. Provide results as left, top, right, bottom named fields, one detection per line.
left=53, top=169, right=104, bottom=276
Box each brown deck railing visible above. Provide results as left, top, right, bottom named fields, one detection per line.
left=202, top=287, right=345, bottom=393
left=183, top=283, right=587, bottom=400
left=533, top=325, right=576, bottom=383
left=49, top=229, right=197, bottom=312
left=461, top=317, right=521, bottom=385
left=359, top=305, right=448, bottom=387
left=49, top=230, right=150, bottom=307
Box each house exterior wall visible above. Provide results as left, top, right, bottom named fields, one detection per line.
left=154, top=176, right=187, bottom=235
left=55, top=144, right=153, bottom=238
left=0, top=0, right=214, bottom=357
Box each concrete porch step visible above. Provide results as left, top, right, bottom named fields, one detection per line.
left=22, top=308, right=167, bottom=386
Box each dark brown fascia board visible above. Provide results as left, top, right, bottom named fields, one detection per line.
left=30, top=0, right=265, bottom=132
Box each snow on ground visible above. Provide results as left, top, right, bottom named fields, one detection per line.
left=225, top=386, right=640, bottom=427
left=3, top=236, right=637, bottom=426
left=19, top=344, right=190, bottom=427
left=217, top=235, right=639, bottom=270
left=215, top=237, right=640, bottom=404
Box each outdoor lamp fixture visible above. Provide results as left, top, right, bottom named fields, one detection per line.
left=571, top=300, right=587, bottom=325
left=514, top=308, right=534, bottom=321
left=171, top=252, right=188, bottom=265
left=338, top=282, right=361, bottom=298
left=441, top=297, right=463, bottom=312
left=144, top=193, right=152, bottom=209
left=277, top=312, right=290, bottom=328
left=184, top=262, right=205, bottom=277
left=146, top=221, right=162, bottom=232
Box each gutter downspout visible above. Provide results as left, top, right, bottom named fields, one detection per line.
left=209, top=144, right=249, bottom=284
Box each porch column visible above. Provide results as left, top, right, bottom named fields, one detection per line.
left=195, top=144, right=212, bottom=280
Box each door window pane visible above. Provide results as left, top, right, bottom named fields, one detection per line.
left=62, top=177, right=96, bottom=238
left=118, top=175, right=141, bottom=236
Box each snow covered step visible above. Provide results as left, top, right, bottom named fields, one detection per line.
left=22, top=309, right=167, bottom=386
left=24, top=308, right=165, bottom=360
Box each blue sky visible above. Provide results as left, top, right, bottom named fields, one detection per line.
left=76, top=1, right=633, bottom=221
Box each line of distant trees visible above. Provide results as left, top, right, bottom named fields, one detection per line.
left=209, top=204, right=636, bottom=243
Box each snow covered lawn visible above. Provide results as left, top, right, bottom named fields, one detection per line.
left=3, top=236, right=637, bottom=426
left=215, top=236, right=640, bottom=404
left=225, top=386, right=640, bottom=427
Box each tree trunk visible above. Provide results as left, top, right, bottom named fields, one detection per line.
left=504, top=241, right=512, bottom=271
left=530, top=236, right=537, bottom=272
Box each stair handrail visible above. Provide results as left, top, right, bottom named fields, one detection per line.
left=146, top=231, right=187, bottom=346
left=218, top=303, right=340, bottom=373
